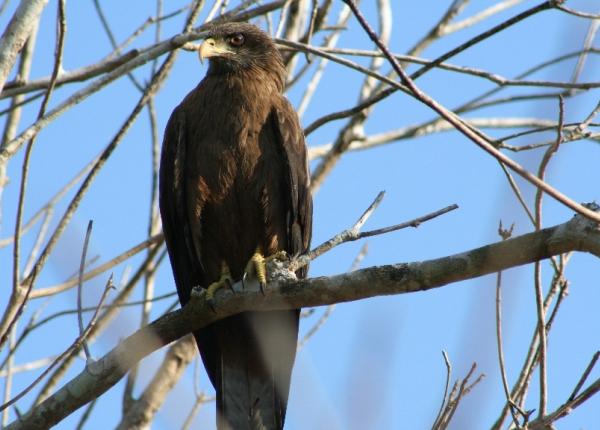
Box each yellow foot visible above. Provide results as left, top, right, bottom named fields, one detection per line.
left=206, top=261, right=233, bottom=310
left=243, top=249, right=288, bottom=294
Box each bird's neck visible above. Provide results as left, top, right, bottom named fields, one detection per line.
left=207, top=61, right=285, bottom=94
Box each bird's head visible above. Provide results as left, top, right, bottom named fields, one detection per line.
left=200, top=22, right=284, bottom=79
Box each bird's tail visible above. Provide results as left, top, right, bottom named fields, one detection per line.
left=195, top=309, right=300, bottom=430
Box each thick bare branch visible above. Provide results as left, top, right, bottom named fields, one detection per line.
left=6, top=210, right=600, bottom=430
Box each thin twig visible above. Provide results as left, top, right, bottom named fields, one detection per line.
left=408, top=0, right=468, bottom=60
left=181, top=393, right=215, bottom=430
left=359, top=0, right=392, bottom=99
left=445, top=363, right=479, bottom=427
left=556, top=4, right=600, bottom=19
left=409, top=1, right=560, bottom=82
left=0, top=356, right=58, bottom=377
left=0, top=300, right=47, bottom=374
left=0, top=17, right=40, bottom=228
left=298, top=298, right=333, bottom=349
left=493, top=267, right=569, bottom=428
left=499, top=163, right=536, bottom=225
left=2, top=326, right=16, bottom=425
left=77, top=220, right=94, bottom=361
left=308, top=117, right=562, bottom=160
left=529, top=375, right=600, bottom=429
left=74, top=398, right=97, bottom=430
left=299, top=242, right=367, bottom=349
left=150, top=0, right=164, bottom=75
left=31, top=234, right=163, bottom=299
left=291, top=194, right=457, bottom=272
left=286, top=45, right=600, bottom=90
left=92, top=0, right=144, bottom=91
left=111, top=4, right=191, bottom=60
left=495, top=222, right=522, bottom=429
left=206, top=0, right=224, bottom=21
left=24, top=291, right=176, bottom=337
left=289, top=190, right=384, bottom=270
left=0, top=148, right=98, bottom=249
left=568, top=351, right=600, bottom=402
left=576, top=99, right=600, bottom=134
left=22, top=208, right=53, bottom=276
left=296, top=6, right=351, bottom=117
left=433, top=361, right=485, bottom=429
left=432, top=350, right=452, bottom=429
left=0, top=275, right=113, bottom=413
left=441, top=0, right=524, bottom=35
left=275, top=0, right=292, bottom=38
left=532, top=96, right=564, bottom=417
left=305, top=0, right=319, bottom=49
left=359, top=204, right=459, bottom=239
left=569, top=17, right=599, bottom=89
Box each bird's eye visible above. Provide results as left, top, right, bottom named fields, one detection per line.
left=229, top=33, right=245, bottom=47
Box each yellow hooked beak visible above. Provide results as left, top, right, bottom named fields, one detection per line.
left=199, top=37, right=233, bottom=63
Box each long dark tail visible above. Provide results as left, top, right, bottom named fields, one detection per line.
left=195, top=309, right=300, bottom=430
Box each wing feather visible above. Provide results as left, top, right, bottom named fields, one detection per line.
left=159, top=107, right=203, bottom=304
left=270, top=98, right=313, bottom=276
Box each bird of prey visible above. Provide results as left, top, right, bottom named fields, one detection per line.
left=159, top=22, right=312, bottom=430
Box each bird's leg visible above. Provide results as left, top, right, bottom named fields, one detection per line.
left=206, top=261, right=233, bottom=309
left=243, top=249, right=288, bottom=294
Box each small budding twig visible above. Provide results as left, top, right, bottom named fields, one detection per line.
left=432, top=358, right=485, bottom=429
left=288, top=191, right=458, bottom=272
left=432, top=350, right=452, bottom=429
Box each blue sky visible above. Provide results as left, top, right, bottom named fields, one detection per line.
left=1, top=0, right=599, bottom=428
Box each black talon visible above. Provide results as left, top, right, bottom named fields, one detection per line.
left=259, top=281, right=266, bottom=296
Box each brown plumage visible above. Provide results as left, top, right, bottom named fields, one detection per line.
left=159, top=22, right=312, bottom=430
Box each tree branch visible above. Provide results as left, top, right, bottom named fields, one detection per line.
left=6, top=209, right=600, bottom=429
left=0, top=0, right=49, bottom=94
